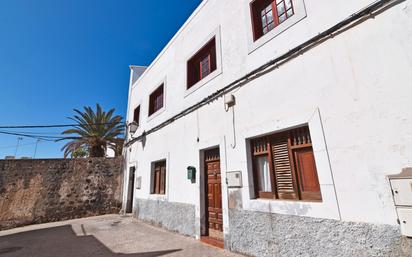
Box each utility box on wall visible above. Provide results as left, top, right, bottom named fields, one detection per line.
left=187, top=166, right=196, bottom=183
left=388, top=168, right=412, bottom=237
left=227, top=171, right=242, bottom=188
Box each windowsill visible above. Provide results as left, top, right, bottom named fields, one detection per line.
left=251, top=197, right=323, bottom=203
left=184, top=69, right=222, bottom=98
left=147, top=107, right=166, bottom=122
left=148, top=194, right=168, bottom=201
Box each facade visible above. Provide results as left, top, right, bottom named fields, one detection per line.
left=122, top=0, right=412, bottom=256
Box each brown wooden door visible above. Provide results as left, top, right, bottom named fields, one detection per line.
left=205, top=148, right=223, bottom=239
left=294, top=147, right=322, bottom=201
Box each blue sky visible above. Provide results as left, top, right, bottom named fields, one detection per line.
left=0, top=0, right=201, bottom=159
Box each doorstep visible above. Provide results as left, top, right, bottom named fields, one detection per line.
left=201, top=236, right=224, bottom=249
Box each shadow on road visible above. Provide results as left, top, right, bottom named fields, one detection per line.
left=0, top=225, right=181, bottom=257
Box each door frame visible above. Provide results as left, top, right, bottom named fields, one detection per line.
left=199, top=146, right=223, bottom=239
left=126, top=166, right=135, bottom=213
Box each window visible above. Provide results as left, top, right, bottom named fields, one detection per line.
left=250, top=126, right=321, bottom=201
left=133, top=106, right=140, bottom=126
left=251, top=0, right=295, bottom=41
left=187, top=38, right=217, bottom=89
left=148, top=84, right=164, bottom=116
left=151, top=160, right=166, bottom=195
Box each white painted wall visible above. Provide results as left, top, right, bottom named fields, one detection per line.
left=124, top=0, right=412, bottom=234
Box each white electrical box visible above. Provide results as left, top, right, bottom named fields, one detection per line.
left=391, top=179, right=412, bottom=206
left=397, top=208, right=412, bottom=237
left=226, top=171, right=242, bottom=188
left=224, top=94, right=236, bottom=107
left=388, top=168, right=412, bottom=237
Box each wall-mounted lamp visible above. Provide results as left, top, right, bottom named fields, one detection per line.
left=129, top=121, right=139, bottom=136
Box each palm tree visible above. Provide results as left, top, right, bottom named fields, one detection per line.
left=60, top=104, right=125, bottom=158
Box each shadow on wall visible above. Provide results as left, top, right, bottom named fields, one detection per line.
left=0, top=225, right=182, bottom=257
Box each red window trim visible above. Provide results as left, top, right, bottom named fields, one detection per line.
left=250, top=0, right=295, bottom=41
left=148, top=84, right=164, bottom=116
left=187, top=37, right=217, bottom=89
left=199, top=54, right=211, bottom=80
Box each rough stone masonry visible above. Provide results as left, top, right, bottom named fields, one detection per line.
left=0, top=157, right=123, bottom=230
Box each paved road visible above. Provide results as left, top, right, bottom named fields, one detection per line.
left=0, top=215, right=243, bottom=257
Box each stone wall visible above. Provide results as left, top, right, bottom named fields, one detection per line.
left=0, top=157, right=123, bottom=230
left=134, top=198, right=196, bottom=237
left=228, top=209, right=412, bottom=257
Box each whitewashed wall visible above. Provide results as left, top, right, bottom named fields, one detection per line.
left=124, top=0, right=412, bottom=234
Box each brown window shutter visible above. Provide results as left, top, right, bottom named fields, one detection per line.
left=149, top=166, right=154, bottom=194
left=155, top=166, right=160, bottom=194
left=294, top=148, right=322, bottom=201
left=271, top=133, right=298, bottom=200
left=160, top=165, right=166, bottom=195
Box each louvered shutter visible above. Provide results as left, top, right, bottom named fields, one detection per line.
left=271, top=133, right=298, bottom=200
left=150, top=167, right=155, bottom=194
left=160, top=164, right=166, bottom=195
left=155, top=166, right=161, bottom=194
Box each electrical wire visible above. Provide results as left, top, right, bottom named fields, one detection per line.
left=125, top=0, right=396, bottom=147
left=0, top=122, right=124, bottom=129
left=0, top=131, right=63, bottom=141
left=0, top=130, right=67, bottom=136
left=0, top=141, right=43, bottom=150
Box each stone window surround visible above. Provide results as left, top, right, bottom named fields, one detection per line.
left=245, top=0, right=307, bottom=54
left=242, top=108, right=341, bottom=220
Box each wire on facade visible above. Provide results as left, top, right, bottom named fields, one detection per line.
left=125, top=0, right=395, bottom=147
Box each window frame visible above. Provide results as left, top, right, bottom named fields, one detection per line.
left=150, top=160, right=167, bottom=195
left=148, top=84, right=164, bottom=117
left=250, top=0, right=295, bottom=41
left=133, top=105, right=140, bottom=126
left=186, top=37, right=217, bottom=90
left=249, top=126, right=322, bottom=202
left=245, top=0, right=307, bottom=54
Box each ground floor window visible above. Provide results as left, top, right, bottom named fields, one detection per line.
left=250, top=125, right=322, bottom=201
left=151, top=160, right=166, bottom=195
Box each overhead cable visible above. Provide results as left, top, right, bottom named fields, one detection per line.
left=125, top=0, right=396, bottom=147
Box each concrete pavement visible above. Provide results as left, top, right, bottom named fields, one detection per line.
left=0, top=215, right=244, bottom=257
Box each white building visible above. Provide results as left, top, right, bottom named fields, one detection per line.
left=123, top=0, right=412, bottom=256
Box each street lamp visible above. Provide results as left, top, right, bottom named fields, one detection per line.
left=128, top=121, right=139, bottom=136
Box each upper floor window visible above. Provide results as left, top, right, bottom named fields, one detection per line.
left=251, top=0, right=294, bottom=41
left=133, top=105, right=140, bottom=126
left=250, top=126, right=321, bottom=201
left=187, top=37, right=217, bottom=89
left=148, top=84, right=164, bottom=116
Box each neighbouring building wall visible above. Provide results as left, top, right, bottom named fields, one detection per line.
left=123, top=0, right=412, bottom=256
left=0, top=157, right=123, bottom=230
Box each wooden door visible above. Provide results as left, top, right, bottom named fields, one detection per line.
left=205, top=148, right=223, bottom=240
left=126, top=167, right=135, bottom=213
